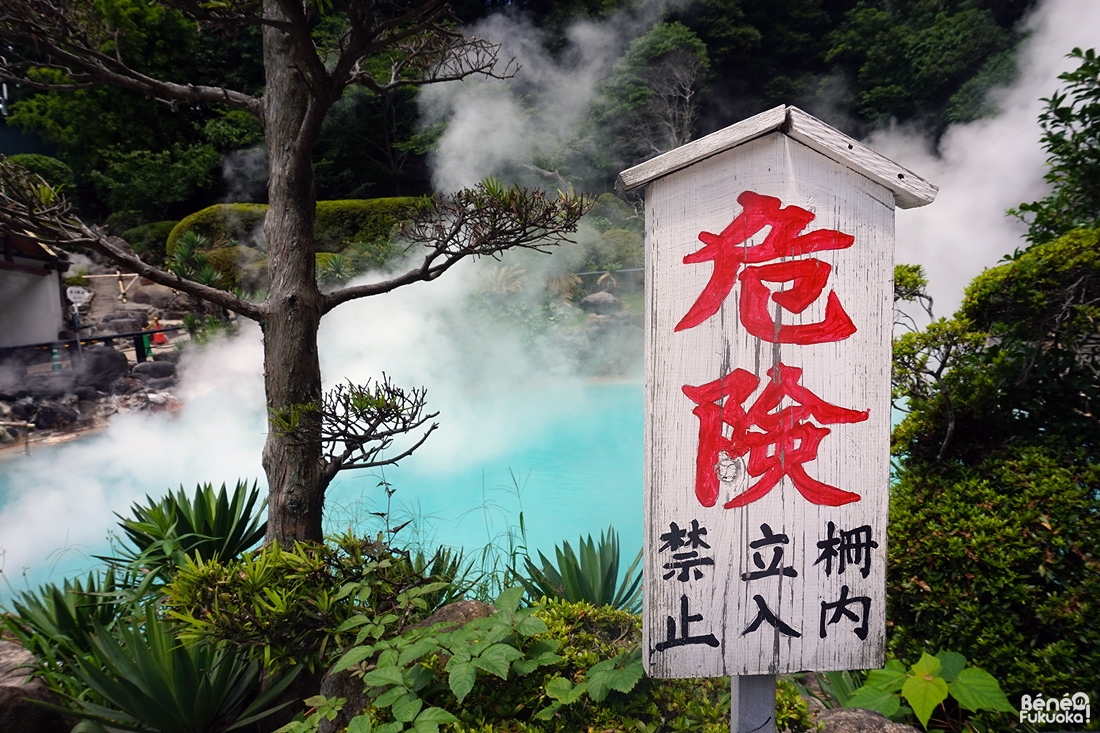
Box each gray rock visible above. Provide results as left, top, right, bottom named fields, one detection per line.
left=10, top=398, right=34, bottom=421
left=818, top=708, right=921, bottom=732
left=24, top=373, right=76, bottom=401
left=76, top=345, right=128, bottom=391
left=578, top=290, right=623, bottom=315
left=73, top=386, right=102, bottom=401
left=152, top=351, right=180, bottom=364
left=410, top=599, right=495, bottom=631
left=115, top=377, right=146, bottom=395
left=32, top=403, right=79, bottom=431
left=0, top=641, right=36, bottom=688
left=132, top=360, right=175, bottom=379
left=131, top=283, right=177, bottom=309
left=0, top=685, right=69, bottom=733
left=145, top=377, right=177, bottom=391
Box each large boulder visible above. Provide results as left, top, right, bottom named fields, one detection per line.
left=32, top=403, right=79, bottom=431
left=131, top=361, right=176, bottom=380
left=76, top=345, right=128, bottom=392
left=817, top=708, right=921, bottom=732
left=0, top=641, right=68, bottom=733
left=578, top=291, right=623, bottom=315
left=24, top=373, right=75, bottom=402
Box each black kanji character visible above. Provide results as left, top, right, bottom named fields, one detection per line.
left=653, top=595, right=721, bottom=653
left=741, top=594, right=801, bottom=637
left=663, top=551, right=716, bottom=581
left=741, top=523, right=798, bottom=581
left=814, top=522, right=878, bottom=578
left=819, top=585, right=872, bottom=640
left=659, top=519, right=711, bottom=553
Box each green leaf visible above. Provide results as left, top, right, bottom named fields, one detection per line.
left=447, top=661, right=477, bottom=703
left=865, top=667, right=908, bottom=693
left=362, top=667, right=407, bottom=688
left=902, top=671, right=949, bottom=728
left=332, top=646, right=375, bottom=673
left=376, top=723, right=404, bottom=733
left=515, top=616, right=548, bottom=637
left=374, top=687, right=407, bottom=708
left=910, top=652, right=943, bottom=679
left=949, top=668, right=1015, bottom=713
left=473, top=644, right=523, bottom=679
left=545, top=677, right=587, bottom=704
left=934, top=651, right=967, bottom=683
left=846, top=686, right=902, bottom=717
left=495, top=586, right=525, bottom=614
left=347, top=716, right=372, bottom=733
left=415, top=708, right=458, bottom=725
left=391, top=693, right=422, bottom=723
left=336, top=616, right=373, bottom=633
left=535, top=702, right=562, bottom=721
left=397, top=640, right=438, bottom=667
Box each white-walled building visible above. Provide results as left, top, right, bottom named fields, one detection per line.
left=0, top=229, right=69, bottom=348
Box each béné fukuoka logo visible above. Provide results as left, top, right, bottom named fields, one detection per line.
left=1020, top=692, right=1090, bottom=726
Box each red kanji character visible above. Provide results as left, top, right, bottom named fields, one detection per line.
left=675, top=191, right=856, bottom=344
left=682, top=363, right=868, bottom=508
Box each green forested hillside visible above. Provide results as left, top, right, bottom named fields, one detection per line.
left=1, top=0, right=1037, bottom=223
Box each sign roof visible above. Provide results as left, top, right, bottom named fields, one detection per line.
left=616, top=105, right=938, bottom=210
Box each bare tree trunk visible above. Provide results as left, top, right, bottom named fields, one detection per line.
left=259, top=1, right=327, bottom=545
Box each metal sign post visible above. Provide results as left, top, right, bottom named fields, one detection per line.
left=618, top=106, right=936, bottom=731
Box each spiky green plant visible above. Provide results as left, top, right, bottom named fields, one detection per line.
left=106, top=480, right=266, bottom=592
left=53, top=606, right=298, bottom=733
left=515, top=526, right=642, bottom=612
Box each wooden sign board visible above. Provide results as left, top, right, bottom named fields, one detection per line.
left=619, top=106, right=936, bottom=678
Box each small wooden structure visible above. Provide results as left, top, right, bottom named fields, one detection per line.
left=0, top=228, right=69, bottom=348
left=618, top=105, right=936, bottom=731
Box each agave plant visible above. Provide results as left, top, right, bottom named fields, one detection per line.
left=106, top=480, right=266, bottom=592
left=515, top=526, right=642, bottom=613
left=1, top=569, right=131, bottom=699
left=55, top=606, right=297, bottom=733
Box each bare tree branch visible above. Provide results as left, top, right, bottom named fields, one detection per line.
left=0, top=0, right=260, bottom=112
left=0, top=159, right=264, bottom=321
left=322, top=181, right=591, bottom=314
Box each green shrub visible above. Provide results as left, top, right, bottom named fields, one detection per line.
left=887, top=441, right=1100, bottom=701
left=120, top=220, right=178, bottom=265
left=166, top=202, right=267, bottom=254
left=514, top=525, right=642, bottom=612
left=57, top=606, right=297, bottom=733
left=584, top=192, right=639, bottom=234
left=583, top=228, right=644, bottom=271
left=5, top=153, right=75, bottom=191
left=207, top=245, right=267, bottom=290
left=288, top=596, right=817, bottom=733
left=163, top=532, right=458, bottom=674
left=166, top=198, right=419, bottom=258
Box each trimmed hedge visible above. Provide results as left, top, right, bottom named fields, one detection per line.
left=166, top=198, right=419, bottom=256
left=887, top=441, right=1100, bottom=700
left=205, top=246, right=267, bottom=291
left=6, top=153, right=75, bottom=191
left=120, top=220, right=178, bottom=266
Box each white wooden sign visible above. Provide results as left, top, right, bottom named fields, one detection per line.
left=619, top=106, right=936, bottom=678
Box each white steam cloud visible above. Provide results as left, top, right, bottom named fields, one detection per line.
left=878, top=0, right=1100, bottom=315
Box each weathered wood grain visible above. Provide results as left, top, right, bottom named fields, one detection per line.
left=643, top=132, right=896, bottom=678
